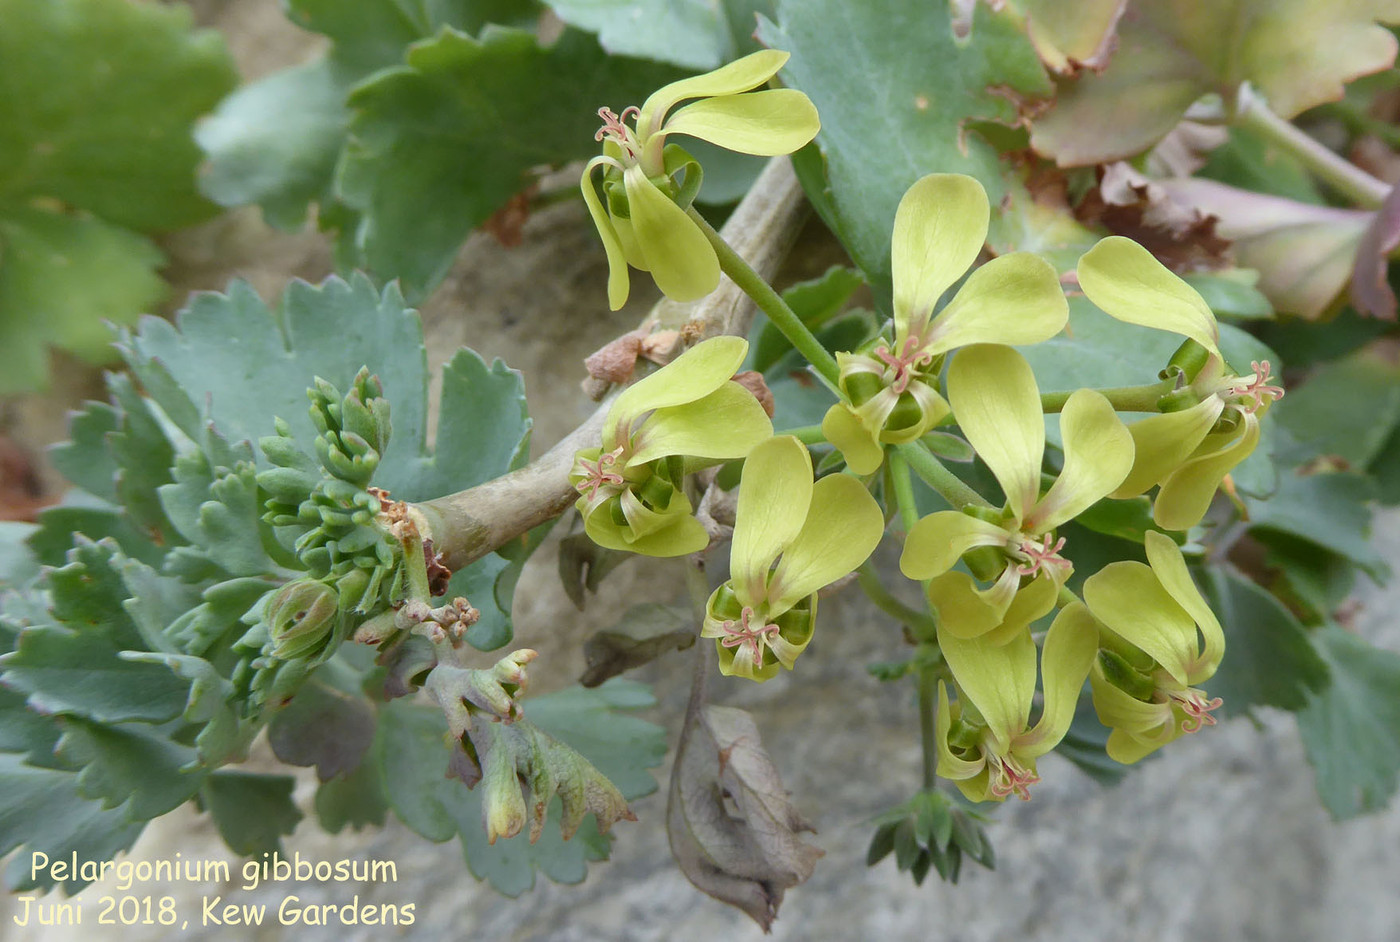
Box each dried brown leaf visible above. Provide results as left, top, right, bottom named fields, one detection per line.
left=1076, top=162, right=1233, bottom=273
left=580, top=603, right=696, bottom=688
left=668, top=704, right=823, bottom=932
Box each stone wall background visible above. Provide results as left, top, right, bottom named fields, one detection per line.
left=3, top=2, right=1398, bottom=939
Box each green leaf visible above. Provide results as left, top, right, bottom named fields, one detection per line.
left=338, top=25, right=685, bottom=296
left=1298, top=625, right=1400, bottom=819
left=1196, top=125, right=1325, bottom=204
left=1270, top=348, right=1400, bottom=471
left=1030, top=0, right=1400, bottom=165
left=1247, top=472, right=1388, bottom=580
left=1197, top=567, right=1329, bottom=715
left=0, top=754, right=144, bottom=893
left=758, top=0, right=1053, bottom=289
left=0, top=208, right=165, bottom=392
left=201, top=772, right=303, bottom=856
left=750, top=265, right=865, bottom=373
left=2, top=541, right=191, bottom=724
left=1181, top=272, right=1275, bottom=322
left=375, top=679, right=665, bottom=895
left=268, top=680, right=376, bottom=782
left=315, top=761, right=389, bottom=833
left=543, top=0, right=772, bottom=69
left=54, top=719, right=204, bottom=820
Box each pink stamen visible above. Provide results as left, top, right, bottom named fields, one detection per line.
left=1170, top=689, right=1224, bottom=733
left=988, top=754, right=1040, bottom=801
left=872, top=337, right=935, bottom=395
left=575, top=447, right=626, bottom=501
left=1227, top=360, right=1285, bottom=414
left=1014, top=534, right=1071, bottom=578
left=595, top=106, right=642, bottom=161
left=718, top=606, right=780, bottom=668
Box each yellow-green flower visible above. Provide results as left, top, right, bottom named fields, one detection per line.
left=936, top=603, right=1098, bottom=802
left=1082, top=531, right=1226, bottom=763
left=1077, top=236, right=1284, bottom=530
left=582, top=50, right=820, bottom=310
left=700, top=435, right=883, bottom=681
left=900, top=344, right=1134, bottom=643
left=570, top=336, right=772, bottom=557
left=822, top=173, right=1069, bottom=474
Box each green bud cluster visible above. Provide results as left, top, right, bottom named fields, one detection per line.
left=235, top=368, right=411, bottom=705
left=866, top=790, right=995, bottom=885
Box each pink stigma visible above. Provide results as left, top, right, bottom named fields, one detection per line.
left=595, top=106, right=641, bottom=161
left=575, top=447, right=626, bottom=501
left=872, top=337, right=935, bottom=395
left=1170, top=689, right=1224, bottom=733
left=1015, top=533, right=1071, bottom=578
left=1227, top=360, right=1285, bottom=414
left=988, top=754, right=1040, bottom=801
left=719, top=606, right=780, bottom=668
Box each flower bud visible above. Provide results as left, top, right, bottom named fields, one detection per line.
left=266, top=579, right=340, bottom=659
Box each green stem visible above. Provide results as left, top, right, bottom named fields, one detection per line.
left=857, top=560, right=936, bottom=638
left=687, top=206, right=841, bottom=385
left=1235, top=89, right=1389, bottom=209
left=897, top=442, right=993, bottom=511
left=917, top=666, right=938, bottom=790
left=887, top=451, right=921, bottom=533
left=1040, top=378, right=1176, bottom=414
left=777, top=424, right=827, bottom=445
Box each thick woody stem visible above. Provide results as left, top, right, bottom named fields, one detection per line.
left=414, top=157, right=809, bottom=572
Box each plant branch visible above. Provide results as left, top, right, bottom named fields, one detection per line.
left=1039, top=378, right=1176, bottom=414
left=414, top=157, right=809, bottom=572
left=686, top=206, right=841, bottom=386
left=897, top=442, right=993, bottom=511
left=1235, top=86, right=1389, bottom=210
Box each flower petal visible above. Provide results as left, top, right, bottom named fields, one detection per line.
left=821, top=402, right=886, bottom=475
left=892, top=174, right=990, bottom=338
left=730, top=435, right=813, bottom=604
left=1019, top=602, right=1098, bottom=758
left=1083, top=560, right=1198, bottom=685
left=715, top=639, right=781, bottom=682
left=901, top=511, right=1009, bottom=580
left=638, top=49, right=789, bottom=134
left=939, top=621, right=1037, bottom=752
left=936, top=681, right=988, bottom=781
left=583, top=491, right=709, bottom=557
left=923, top=253, right=1068, bottom=355
left=1153, top=413, right=1260, bottom=531
left=1111, top=398, right=1225, bottom=499
left=660, top=89, right=819, bottom=156
left=1026, top=389, right=1134, bottom=532
left=948, top=344, right=1044, bottom=522
left=926, top=571, right=1004, bottom=640
left=1144, top=531, right=1224, bottom=682
left=628, top=382, right=773, bottom=466
left=605, top=335, right=747, bottom=446
left=623, top=165, right=720, bottom=303
left=581, top=158, right=631, bottom=310
left=1076, top=236, right=1221, bottom=360
left=767, top=472, right=884, bottom=613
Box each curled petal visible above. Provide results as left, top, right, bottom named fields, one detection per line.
left=923, top=253, right=1069, bottom=356
left=623, top=165, right=720, bottom=303
left=1026, top=388, right=1134, bottom=532
left=1077, top=236, right=1222, bottom=360
left=1083, top=560, right=1200, bottom=686
left=948, top=344, right=1044, bottom=523
left=936, top=681, right=988, bottom=782
left=730, top=435, right=813, bottom=605
left=892, top=173, right=989, bottom=338
left=629, top=382, right=773, bottom=467
left=1018, top=603, right=1098, bottom=758
left=938, top=622, right=1038, bottom=753
left=660, top=89, right=819, bottom=156
left=581, top=158, right=631, bottom=310
left=714, top=638, right=781, bottom=682
left=901, top=511, right=1010, bottom=580
left=1153, top=414, right=1260, bottom=531
left=821, top=402, right=886, bottom=475
left=583, top=489, right=709, bottom=557
left=1112, top=398, right=1225, bottom=499
left=638, top=49, right=790, bottom=135
left=605, top=335, right=747, bottom=446
left=1144, top=531, right=1224, bottom=683
left=767, top=472, right=885, bottom=614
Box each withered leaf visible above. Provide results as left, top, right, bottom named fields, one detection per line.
left=558, top=528, right=633, bottom=609
left=668, top=704, right=823, bottom=932
left=1350, top=182, right=1400, bottom=321
left=581, top=602, right=696, bottom=687
left=1076, top=162, right=1233, bottom=273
